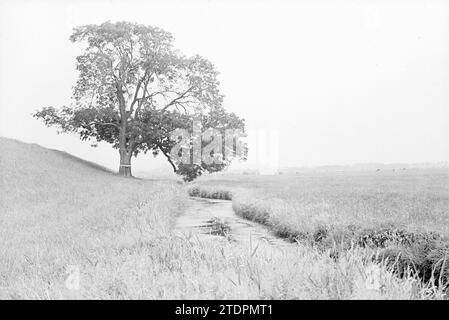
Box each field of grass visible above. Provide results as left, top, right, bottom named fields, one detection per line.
left=190, top=170, right=449, bottom=290
left=0, top=137, right=447, bottom=299
left=191, top=171, right=449, bottom=235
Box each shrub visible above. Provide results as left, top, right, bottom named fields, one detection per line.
left=187, top=186, right=232, bottom=200
left=380, top=240, right=449, bottom=287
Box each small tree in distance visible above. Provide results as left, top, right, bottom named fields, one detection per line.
left=34, top=21, right=245, bottom=180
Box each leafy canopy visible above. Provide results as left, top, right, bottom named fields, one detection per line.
left=34, top=21, right=245, bottom=180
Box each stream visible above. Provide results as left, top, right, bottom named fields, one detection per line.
left=175, top=197, right=296, bottom=250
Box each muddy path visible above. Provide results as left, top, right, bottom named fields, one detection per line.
left=175, top=197, right=296, bottom=250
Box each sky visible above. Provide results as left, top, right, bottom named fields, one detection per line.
left=1, top=0, right=448, bottom=173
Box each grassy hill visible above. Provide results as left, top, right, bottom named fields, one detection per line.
left=0, top=137, right=186, bottom=227
left=0, top=137, right=187, bottom=299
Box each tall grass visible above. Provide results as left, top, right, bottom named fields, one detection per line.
left=188, top=185, right=233, bottom=200
left=190, top=171, right=449, bottom=295
left=1, top=137, right=447, bottom=299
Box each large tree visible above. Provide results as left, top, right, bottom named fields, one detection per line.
left=34, top=21, right=245, bottom=180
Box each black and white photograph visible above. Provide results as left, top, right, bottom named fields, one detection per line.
left=0, top=0, right=449, bottom=308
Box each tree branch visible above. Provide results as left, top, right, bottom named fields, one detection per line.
left=88, top=121, right=121, bottom=130
left=160, top=87, right=193, bottom=112
left=128, top=77, right=144, bottom=117
left=157, top=143, right=178, bottom=173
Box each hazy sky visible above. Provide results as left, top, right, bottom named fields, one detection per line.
left=1, top=0, right=448, bottom=172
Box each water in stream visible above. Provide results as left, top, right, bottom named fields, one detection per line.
left=175, top=197, right=296, bottom=250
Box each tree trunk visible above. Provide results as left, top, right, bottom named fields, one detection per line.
left=118, top=149, right=133, bottom=177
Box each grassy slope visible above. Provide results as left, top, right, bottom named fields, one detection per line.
left=0, top=138, right=445, bottom=299
left=0, top=137, right=187, bottom=298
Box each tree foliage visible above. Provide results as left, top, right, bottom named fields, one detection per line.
left=34, top=21, right=245, bottom=180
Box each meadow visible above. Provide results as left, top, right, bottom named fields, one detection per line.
left=0, top=137, right=447, bottom=299
left=190, top=170, right=449, bottom=235
left=189, top=170, right=449, bottom=291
